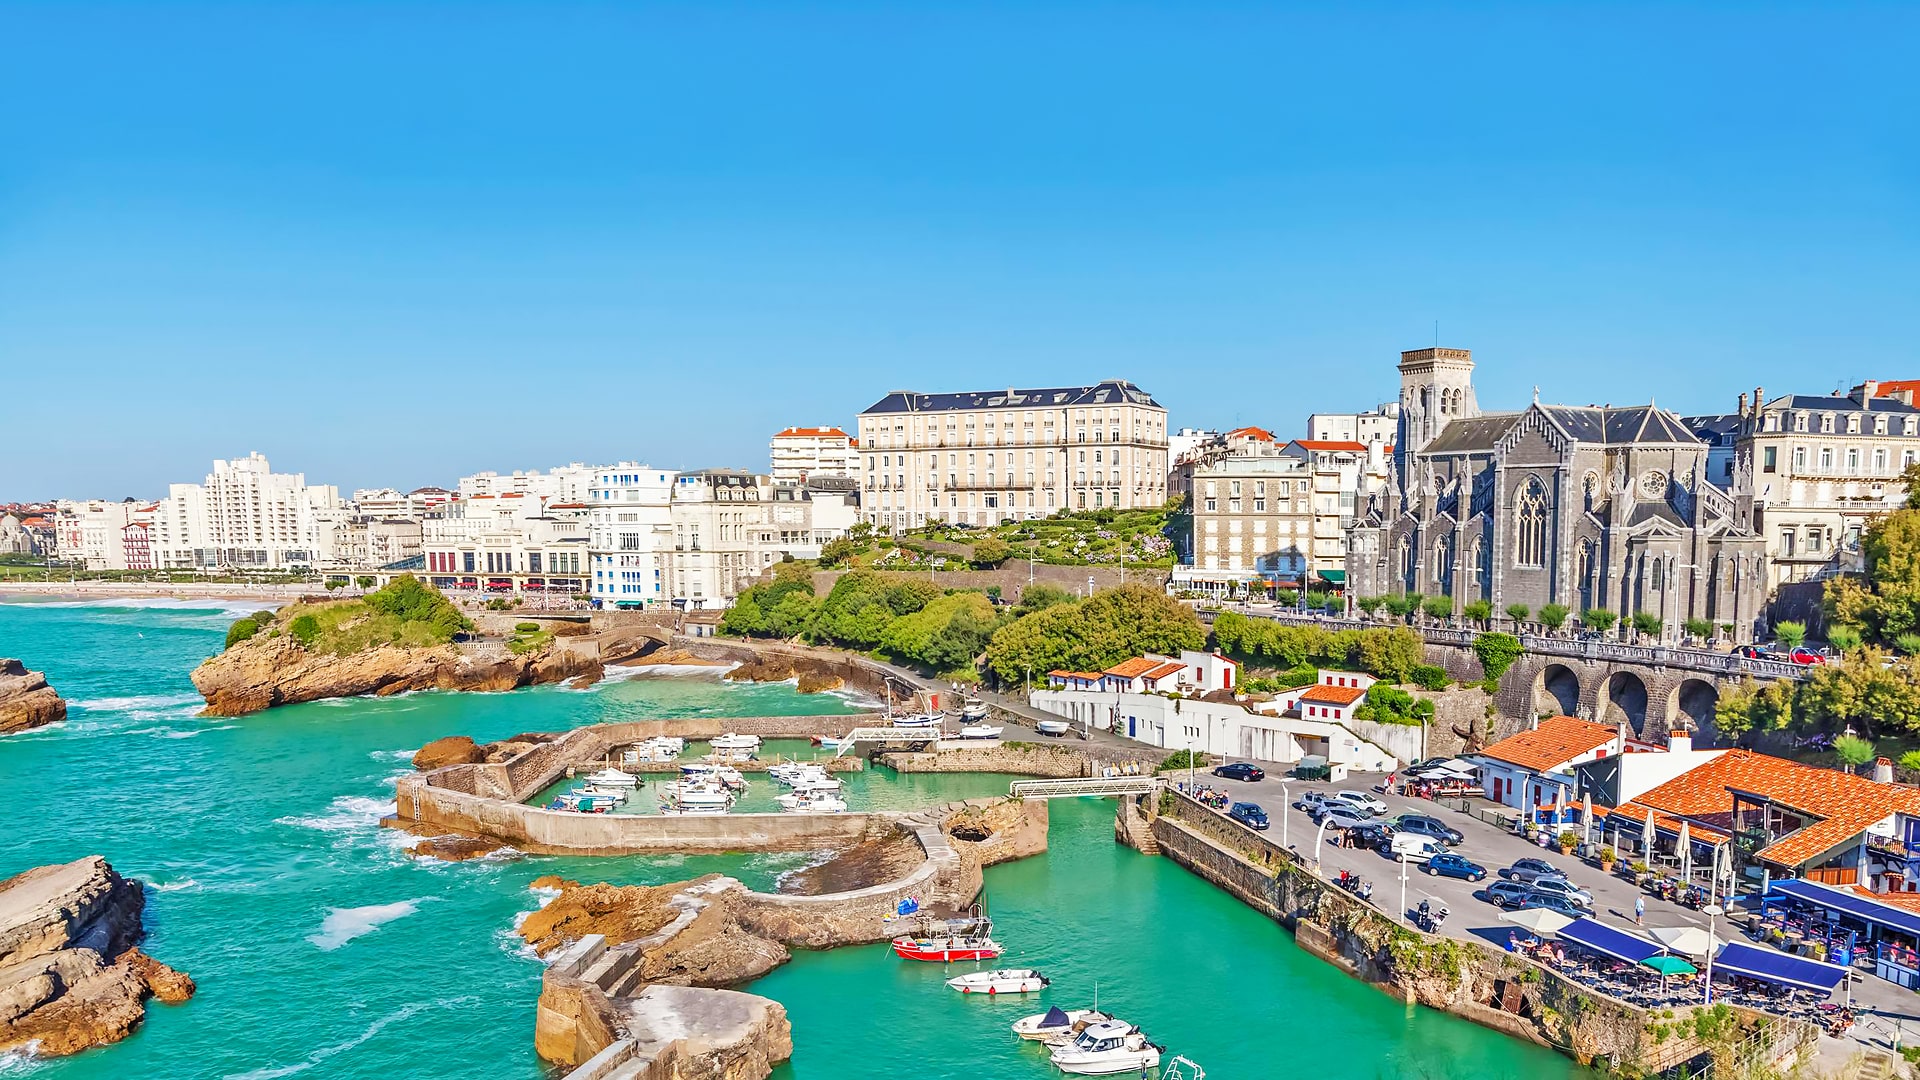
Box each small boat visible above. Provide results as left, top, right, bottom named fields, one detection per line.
left=770, top=763, right=840, bottom=791
left=658, top=779, right=734, bottom=814
left=889, top=712, right=942, bottom=729
left=960, top=697, right=990, bottom=722
left=1035, top=719, right=1071, bottom=737
left=709, top=733, right=761, bottom=751
left=777, top=789, right=848, bottom=814
left=548, top=792, right=617, bottom=813
left=957, top=724, right=1003, bottom=740
left=892, top=933, right=1002, bottom=962
left=815, top=735, right=849, bottom=752
left=1049, top=1020, right=1162, bottom=1075
left=573, top=784, right=629, bottom=804
left=583, top=768, right=639, bottom=788
left=946, top=968, right=1047, bottom=994
left=1012, top=1006, right=1111, bottom=1042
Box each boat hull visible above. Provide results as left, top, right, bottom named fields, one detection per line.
left=1050, top=1052, right=1162, bottom=1076
left=891, top=937, right=1001, bottom=962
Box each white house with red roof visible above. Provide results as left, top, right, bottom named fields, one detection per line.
left=1467, top=714, right=1627, bottom=812
left=1264, top=669, right=1379, bottom=725
left=769, top=426, right=857, bottom=485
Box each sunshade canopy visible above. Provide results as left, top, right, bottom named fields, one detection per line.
left=1500, top=907, right=1575, bottom=936
left=1645, top=925, right=1714, bottom=958
left=1769, top=878, right=1920, bottom=938
left=1558, top=917, right=1663, bottom=964
left=1712, top=942, right=1848, bottom=992
left=1641, top=955, right=1698, bottom=976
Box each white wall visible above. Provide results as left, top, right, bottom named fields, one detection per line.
left=1030, top=689, right=1397, bottom=773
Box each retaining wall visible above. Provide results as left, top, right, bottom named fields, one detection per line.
left=874, top=743, right=1155, bottom=777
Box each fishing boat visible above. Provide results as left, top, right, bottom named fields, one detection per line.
left=891, top=931, right=1002, bottom=962
left=582, top=767, right=640, bottom=788
left=957, top=723, right=1003, bottom=740
left=776, top=789, right=848, bottom=814
left=945, top=968, right=1047, bottom=994
left=1048, top=1020, right=1162, bottom=1075
left=709, top=733, right=761, bottom=752
left=1011, top=1006, right=1112, bottom=1042
left=960, top=697, right=990, bottom=721
left=548, top=792, right=616, bottom=813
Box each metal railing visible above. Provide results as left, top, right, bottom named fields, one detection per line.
left=1009, top=776, right=1163, bottom=799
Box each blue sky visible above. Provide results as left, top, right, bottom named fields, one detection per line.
left=2, top=2, right=1914, bottom=498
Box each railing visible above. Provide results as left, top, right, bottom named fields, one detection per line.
left=1197, top=607, right=1811, bottom=682
left=1008, top=776, right=1162, bottom=799
left=831, top=727, right=944, bottom=757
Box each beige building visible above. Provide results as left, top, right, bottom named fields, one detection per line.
left=1726, top=382, right=1920, bottom=586
left=855, top=381, right=1169, bottom=531
left=1306, top=402, right=1400, bottom=444
left=1175, top=454, right=1316, bottom=593
left=54, top=499, right=148, bottom=570
left=770, top=426, right=856, bottom=485
left=1282, top=440, right=1391, bottom=579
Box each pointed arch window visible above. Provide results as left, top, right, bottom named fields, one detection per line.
left=1515, top=478, right=1549, bottom=568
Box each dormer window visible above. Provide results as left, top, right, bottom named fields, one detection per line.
left=1906, top=418, right=1917, bottom=436
left=1821, top=414, right=1835, bottom=433
left=1876, top=416, right=1888, bottom=435
left=1794, top=413, right=1808, bottom=432
left=1848, top=415, right=1861, bottom=434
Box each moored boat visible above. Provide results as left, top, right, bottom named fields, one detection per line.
left=776, top=789, right=848, bottom=814
left=573, top=784, right=629, bottom=804
left=945, top=968, right=1047, bottom=994
left=709, top=733, right=761, bottom=751
left=891, top=933, right=1002, bottom=962
left=658, top=778, right=734, bottom=815
left=1048, top=1020, right=1162, bottom=1075
left=548, top=792, right=617, bottom=813
left=1012, top=1006, right=1111, bottom=1042
left=889, top=711, right=942, bottom=729
left=960, top=697, right=990, bottom=721
left=957, top=723, right=1003, bottom=740
left=583, top=767, right=640, bottom=788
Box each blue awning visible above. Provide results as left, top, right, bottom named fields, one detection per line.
left=1558, top=917, right=1663, bottom=964
left=1712, top=942, right=1848, bottom=993
left=1768, top=878, right=1920, bottom=938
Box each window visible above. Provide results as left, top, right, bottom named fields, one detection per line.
left=1779, top=530, right=1796, bottom=556
left=1821, top=414, right=1834, bottom=433
left=1793, top=446, right=1806, bottom=470
left=1820, top=448, right=1834, bottom=470
left=1514, top=478, right=1548, bottom=568
left=1808, top=529, right=1824, bottom=553
left=1763, top=447, right=1777, bottom=473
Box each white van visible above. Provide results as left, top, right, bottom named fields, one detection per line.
left=1390, top=833, right=1445, bottom=862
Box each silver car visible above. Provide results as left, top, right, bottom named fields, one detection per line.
left=1526, top=875, right=1593, bottom=909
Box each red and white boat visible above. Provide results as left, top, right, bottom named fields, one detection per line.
left=891, top=933, right=1003, bottom=962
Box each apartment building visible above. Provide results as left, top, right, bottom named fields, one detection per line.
left=1720, top=382, right=1920, bottom=586
left=421, top=494, right=589, bottom=595
left=770, top=427, right=856, bottom=485
left=587, top=465, right=675, bottom=610
left=1174, top=453, right=1316, bottom=593
left=1281, top=440, right=1390, bottom=580
left=457, top=463, right=598, bottom=503
left=855, top=381, right=1169, bottom=531
left=54, top=499, right=147, bottom=570
left=1305, top=402, right=1400, bottom=444
left=667, top=470, right=779, bottom=607
left=152, top=453, right=342, bottom=571
left=121, top=520, right=153, bottom=570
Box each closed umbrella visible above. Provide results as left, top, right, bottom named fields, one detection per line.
left=1678, top=820, right=1692, bottom=885
left=1501, top=907, right=1576, bottom=936
left=1647, top=925, right=1713, bottom=957
left=1583, top=794, right=1594, bottom=847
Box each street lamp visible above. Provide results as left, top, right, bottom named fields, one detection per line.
left=1400, top=855, right=1410, bottom=927
left=1702, top=904, right=1722, bottom=1004
left=1279, top=779, right=1292, bottom=851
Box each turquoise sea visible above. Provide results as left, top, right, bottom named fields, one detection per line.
left=0, top=600, right=1586, bottom=1079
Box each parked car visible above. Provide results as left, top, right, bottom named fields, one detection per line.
left=1331, top=791, right=1388, bottom=817
left=1424, top=852, right=1488, bottom=881
left=1228, top=802, right=1270, bottom=830
left=1498, top=858, right=1567, bottom=884
left=1389, top=833, right=1446, bottom=862
left=1213, top=762, right=1266, bottom=782
left=1516, top=890, right=1587, bottom=918
left=1293, top=791, right=1333, bottom=813
left=1483, top=880, right=1535, bottom=909
left=1410, top=757, right=1450, bottom=771
left=1321, top=808, right=1372, bottom=832
left=1349, top=822, right=1397, bottom=850
left=1393, top=814, right=1464, bottom=846
left=1525, top=876, right=1594, bottom=909
left=1788, top=647, right=1827, bottom=666
left=1733, top=644, right=1770, bottom=660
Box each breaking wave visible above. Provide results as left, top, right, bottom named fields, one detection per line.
left=306, top=898, right=434, bottom=951
left=275, top=795, right=394, bottom=835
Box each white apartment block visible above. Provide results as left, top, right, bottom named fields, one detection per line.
left=1306, top=402, right=1400, bottom=444
left=855, top=381, right=1169, bottom=531
left=54, top=499, right=147, bottom=570
left=770, top=427, right=856, bottom=485
left=587, top=465, right=675, bottom=609
left=152, top=453, right=342, bottom=571
left=667, top=470, right=781, bottom=608
left=421, top=494, right=589, bottom=595
left=1723, top=382, right=1920, bottom=586
left=457, top=463, right=598, bottom=503
left=1282, top=439, right=1391, bottom=578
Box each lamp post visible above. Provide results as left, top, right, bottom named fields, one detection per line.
left=1700, top=904, right=1723, bottom=1004
left=1400, top=855, right=1410, bottom=926
left=1279, top=780, right=1292, bottom=851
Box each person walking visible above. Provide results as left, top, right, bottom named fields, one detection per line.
left=1635, top=894, right=1645, bottom=926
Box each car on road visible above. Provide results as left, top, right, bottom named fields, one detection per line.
left=1788, top=647, right=1827, bottom=666
left=1515, top=891, right=1587, bottom=919
left=1498, top=858, right=1567, bottom=885
left=1389, top=833, right=1446, bottom=861
left=1423, top=852, right=1488, bottom=881
left=1293, top=791, right=1333, bottom=814
left=1482, top=880, right=1535, bottom=909
left=1228, top=802, right=1270, bottom=831
left=1525, top=876, right=1594, bottom=909
left=1409, top=757, right=1449, bottom=771
left=1320, top=808, right=1373, bottom=832
left=1393, top=814, right=1464, bottom=846
left=1213, top=762, right=1266, bottom=782
left=1331, top=791, right=1388, bottom=817
left=1733, top=644, right=1770, bottom=660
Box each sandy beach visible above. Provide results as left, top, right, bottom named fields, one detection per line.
left=0, top=580, right=315, bottom=604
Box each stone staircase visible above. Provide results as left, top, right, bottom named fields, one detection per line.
left=1855, top=1050, right=1898, bottom=1080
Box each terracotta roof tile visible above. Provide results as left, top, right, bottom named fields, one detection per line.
left=1473, top=716, right=1618, bottom=772
left=1140, top=661, right=1187, bottom=681
left=1291, top=440, right=1368, bottom=452
left=1103, top=657, right=1160, bottom=679
left=1225, top=426, right=1276, bottom=441
left=1606, top=803, right=1730, bottom=845
left=774, top=426, right=852, bottom=439
left=1300, top=684, right=1367, bottom=706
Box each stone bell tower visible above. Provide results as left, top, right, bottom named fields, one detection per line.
left=1396, top=347, right=1480, bottom=462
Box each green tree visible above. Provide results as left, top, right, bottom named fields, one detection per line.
left=1798, top=650, right=1920, bottom=736
left=765, top=591, right=819, bottom=638
left=1899, top=749, right=1920, bottom=775
left=1409, top=664, right=1450, bottom=690
left=1275, top=588, right=1299, bottom=607
left=1473, top=632, right=1525, bottom=682
left=324, top=579, right=346, bottom=592
left=1714, top=678, right=1793, bottom=742
left=969, top=536, right=1012, bottom=569
left=1897, top=633, right=1920, bottom=656
left=360, top=575, right=471, bottom=639
left=1582, top=609, right=1619, bottom=633
left=1826, top=624, right=1864, bottom=652
left=1833, top=733, right=1877, bottom=770
left=1355, top=595, right=1387, bottom=616
left=1420, top=595, right=1453, bottom=621
left=883, top=592, right=998, bottom=672
left=1462, top=599, right=1492, bottom=625
left=1683, top=618, right=1715, bottom=642
left=883, top=579, right=942, bottom=615
left=1356, top=626, right=1425, bottom=683
left=1775, top=620, right=1807, bottom=649
left=983, top=584, right=1203, bottom=685
left=1538, top=603, right=1570, bottom=631
left=810, top=570, right=898, bottom=647
left=355, top=575, right=376, bottom=590
left=719, top=591, right=768, bottom=636
left=1352, top=683, right=1436, bottom=726
left=817, top=537, right=857, bottom=568
left=1504, top=603, right=1530, bottom=627
left=1631, top=611, right=1663, bottom=638
left=1010, top=584, right=1073, bottom=618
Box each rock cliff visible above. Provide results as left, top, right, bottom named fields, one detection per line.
left=0, top=659, right=66, bottom=735
left=191, top=634, right=602, bottom=717
left=0, top=856, right=194, bottom=1058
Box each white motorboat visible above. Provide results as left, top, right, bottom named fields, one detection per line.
left=573, top=784, right=629, bottom=804
left=659, top=779, right=734, bottom=814
left=650, top=736, right=686, bottom=755
left=889, top=712, right=942, bottom=729
left=816, top=735, right=849, bottom=752
left=583, top=767, right=640, bottom=788
left=957, top=724, right=1003, bottom=740
left=960, top=697, right=990, bottom=722
left=1049, top=1020, right=1162, bottom=1075
left=770, top=763, right=840, bottom=791
left=945, top=968, right=1048, bottom=994
left=1012, top=1007, right=1111, bottom=1042
left=679, top=762, right=745, bottom=790
left=776, top=789, right=848, bottom=814
left=1035, top=719, right=1072, bottom=737
left=549, top=792, right=617, bottom=813
left=709, top=733, right=761, bottom=752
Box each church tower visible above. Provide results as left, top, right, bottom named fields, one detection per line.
left=1397, top=347, right=1479, bottom=456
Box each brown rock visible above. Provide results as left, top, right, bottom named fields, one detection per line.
left=778, top=831, right=922, bottom=896
left=407, top=836, right=508, bottom=862
left=0, top=659, right=66, bottom=735
left=794, top=671, right=843, bottom=694
left=124, top=949, right=195, bottom=1004
left=530, top=874, right=578, bottom=892
left=518, top=879, right=699, bottom=956
left=411, top=735, right=485, bottom=771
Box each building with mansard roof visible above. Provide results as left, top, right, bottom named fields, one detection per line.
left=1347, top=348, right=1767, bottom=642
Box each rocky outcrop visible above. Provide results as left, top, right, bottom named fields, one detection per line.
left=0, top=856, right=193, bottom=1058
left=0, top=660, right=66, bottom=735
left=412, top=736, right=486, bottom=771
left=191, top=634, right=602, bottom=716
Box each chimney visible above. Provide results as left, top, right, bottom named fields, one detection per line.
left=1667, top=726, right=1692, bottom=755
left=1738, top=392, right=1748, bottom=418
left=1875, top=756, right=1895, bottom=784
left=1753, top=387, right=1764, bottom=416
left=1617, top=720, right=1630, bottom=749
left=1858, top=380, right=1880, bottom=405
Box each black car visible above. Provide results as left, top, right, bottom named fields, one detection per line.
left=1483, top=880, right=1534, bottom=908
left=1213, top=762, right=1266, bottom=782
left=1393, top=814, right=1464, bottom=846
left=1228, top=802, right=1270, bottom=830
left=1516, top=890, right=1587, bottom=918
left=1349, top=822, right=1396, bottom=850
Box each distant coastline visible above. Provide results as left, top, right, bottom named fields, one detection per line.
left=0, top=580, right=304, bottom=605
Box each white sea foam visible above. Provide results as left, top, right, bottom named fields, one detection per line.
left=306, top=898, right=433, bottom=950
left=607, top=661, right=735, bottom=680
left=0, top=721, right=65, bottom=739
left=151, top=878, right=199, bottom=892
left=370, top=748, right=419, bottom=762
left=275, top=795, right=395, bottom=835
left=219, top=994, right=475, bottom=1079
left=72, top=692, right=203, bottom=713
left=0, top=1043, right=41, bottom=1073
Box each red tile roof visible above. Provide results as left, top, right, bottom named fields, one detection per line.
left=774, top=426, right=853, bottom=440
left=1047, top=669, right=1105, bottom=681
left=1292, top=440, right=1369, bottom=452
left=1474, top=716, right=1618, bottom=772
left=1604, top=802, right=1731, bottom=845
left=1866, top=380, right=1920, bottom=400
left=1299, top=684, right=1367, bottom=706
left=1225, top=426, right=1276, bottom=441
left=1103, top=657, right=1161, bottom=679
left=1140, top=661, right=1187, bottom=681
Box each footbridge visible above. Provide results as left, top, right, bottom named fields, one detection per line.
left=831, top=727, right=944, bottom=756
left=1008, top=776, right=1163, bottom=799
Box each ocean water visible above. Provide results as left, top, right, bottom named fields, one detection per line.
left=0, top=601, right=1585, bottom=1079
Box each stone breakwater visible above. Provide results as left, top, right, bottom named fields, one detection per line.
left=0, top=856, right=194, bottom=1058
left=0, top=659, right=65, bottom=735
left=875, top=742, right=1159, bottom=777
left=190, top=630, right=606, bottom=717
left=528, top=798, right=1046, bottom=1077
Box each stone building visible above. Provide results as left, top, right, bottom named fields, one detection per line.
left=1347, top=348, right=1767, bottom=641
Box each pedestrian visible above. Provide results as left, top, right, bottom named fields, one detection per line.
left=1635, top=894, right=1645, bottom=926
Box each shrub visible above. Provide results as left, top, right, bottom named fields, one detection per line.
left=1538, top=603, right=1570, bottom=630
left=1631, top=611, right=1663, bottom=637
left=288, top=614, right=321, bottom=647
left=1462, top=600, right=1492, bottom=624
left=1826, top=624, right=1863, bottom=652
left=514, top=621, right=540, bottom=633
left=355, top=575, right=376, bottom=590
left=324, top=579, right=346, bottom=592
left=224, top=615, right=261, bottom=650
left=1897, top=633, right=1920, bottom=656
left=1775, top=620, right=1807, bottom=648
left=1355, top=595, right=1387, bottom=616
left=1834, top=733, right=1876, bottom=769
left=1159, top=749, right=1209, bottom=773
left=1683, top=618, right=1715, bottom=641
left=1353, top=683, right=1435, bottom=726
left=1473, top=632, right=1524, bottom=682
left=1503, top=603, right=1530, bottom=626
left=969, top=536, right=1012, bottom=569
left=1409, top=664, right=1450, bottom=691
left=1582, top=609, right=1619, bottom=632
left=485, top=598, right=512, bottom=611
left=1557, top=830, right=1579, bottom=850
left=1420, top=595, right=1453, bottom=620
left=1275, top=588, right=1299, bottom=607
left=1598, top=845, right=1617, bottom=864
